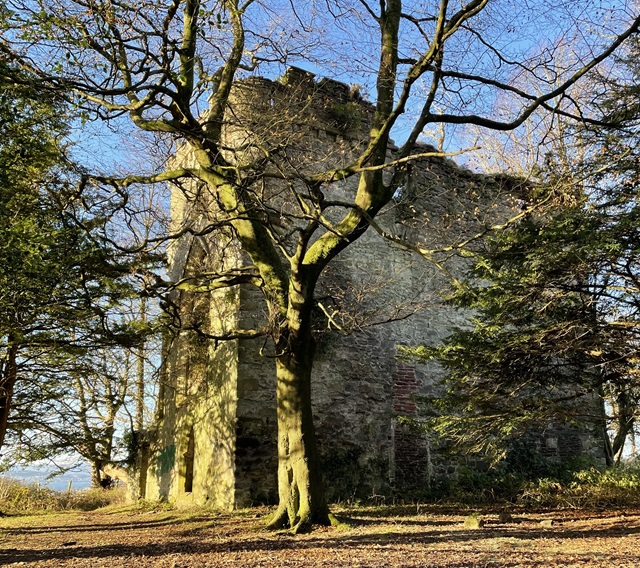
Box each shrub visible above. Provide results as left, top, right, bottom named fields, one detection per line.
left=518, top=461, right=640, bottom=509
left=0, top=477, right=60, bottom=512
left=65, top=486, right=128, bottom=511
left=416, top=455, right=640, bottom=509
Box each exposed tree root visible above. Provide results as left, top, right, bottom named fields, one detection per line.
left=265, top=506, right=290, bottom=531
left=291, top=514, right=313, bottom=534
left=265, top=505, right=334, bottom=534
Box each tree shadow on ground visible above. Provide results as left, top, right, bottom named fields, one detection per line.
left=0, top=511, right=226, bottom=536
left=1, top=512, right=640, bottom=565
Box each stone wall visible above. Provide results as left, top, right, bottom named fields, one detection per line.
left=146, top=68, right=604, bottom=508
left=146, top=144, right=245, bottom=508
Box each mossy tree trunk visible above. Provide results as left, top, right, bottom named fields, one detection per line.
left=267, top=332, right=330, bottom=532
left=266, top=273, right=331, bottom=532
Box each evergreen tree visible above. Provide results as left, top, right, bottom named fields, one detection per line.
left=0, top=65, right=153, bottom=472
left=413, top=192, right=617, bottom=460
left=417, top=41, right=640, bottom=465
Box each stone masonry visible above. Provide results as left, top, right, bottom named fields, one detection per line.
left=144, top=68, right=604, bottom=508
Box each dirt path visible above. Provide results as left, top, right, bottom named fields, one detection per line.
left=1, top=506, right=639, bottom=567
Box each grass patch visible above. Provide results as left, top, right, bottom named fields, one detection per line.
left=0, top=477, right=127, bottom=514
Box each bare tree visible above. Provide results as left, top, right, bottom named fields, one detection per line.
left=2, top=0, right=639, bottom=531
left=7, top=337, right=161, bottom=487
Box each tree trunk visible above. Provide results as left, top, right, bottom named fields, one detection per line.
left=135, top=297, right=147, bottom=432
left=610, top=389, right=635, bottom=465
left=90, top=461, right=103, bottom=488
left=265, top=272, right=332, bottom=533
left=0, top=342, right=18, bottom=451
left=602, top=385, right=635, bottom=467
left=266, top=331, right=331, bottom=533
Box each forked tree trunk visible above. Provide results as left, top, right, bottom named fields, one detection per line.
left=601, top=383, right=636, bottom=467
left=265, top=272, right=333, bottom=532
left=607, top=389, right=635, bottom=466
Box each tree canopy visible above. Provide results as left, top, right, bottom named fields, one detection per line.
left=0, top=63, right=158, bottom=481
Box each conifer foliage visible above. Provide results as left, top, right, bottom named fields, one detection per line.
left=418, top=42, right=640, bottom=464
left=0, top=64, right=151, bottom=473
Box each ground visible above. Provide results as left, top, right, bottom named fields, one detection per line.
left=1, top=505, right=639, bottom=567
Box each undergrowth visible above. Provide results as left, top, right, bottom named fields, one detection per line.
left=403, top=451, right=640, bottom=510
left=344, top=442, right=640, bottom=510
left=517, top=463, right=640, bottom=509
left=4, top=456, right=640, bottom=516
left=0, top=477, right=127, bottom=514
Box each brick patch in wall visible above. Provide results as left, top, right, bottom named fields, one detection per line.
left=392, top=359, right=431, bottom=488
left=393, top=362, right=420, bottom=416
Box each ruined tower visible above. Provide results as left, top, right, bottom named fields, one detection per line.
left=144, top=68, right=603, bottom=508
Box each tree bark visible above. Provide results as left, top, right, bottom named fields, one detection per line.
left=0, top=342, right=18, bottom=451
left=610, top=389, right=635, bottom=465
left=135, top=297, right=147, bottom=432
left=266, top=275, right=331, bottom=533
left=90, top=461, right=103, bottom=488
left=266, top=332, right=331, bottom=532
left=601, top=384, right=635, bottom=467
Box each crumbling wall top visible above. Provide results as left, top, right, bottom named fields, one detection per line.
left=227, top=67, right=375, bottom=140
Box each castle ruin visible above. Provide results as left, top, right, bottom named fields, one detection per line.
left=143, top=68, right=603, bottom=508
